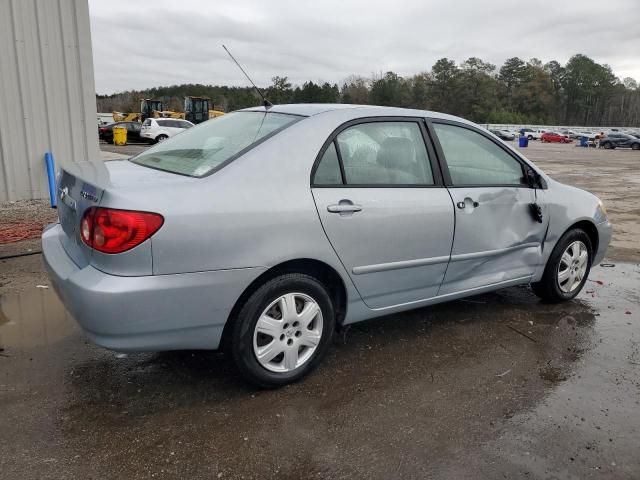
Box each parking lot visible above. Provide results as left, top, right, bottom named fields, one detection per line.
left=1, top=141, right=639, bottom=479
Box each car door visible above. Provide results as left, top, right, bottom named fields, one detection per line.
left=429, top=120, right=549, bottom=296
left=311, top=118, right=455, bottom=309
left=128, top=122, right=141, bottom=140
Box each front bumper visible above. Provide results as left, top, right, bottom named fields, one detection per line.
left=42, top=224, right=265, bottom=352
left=593, top=220, right=613, bottom=265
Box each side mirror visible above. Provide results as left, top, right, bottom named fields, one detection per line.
left=525, top=168, right=543, bottom=189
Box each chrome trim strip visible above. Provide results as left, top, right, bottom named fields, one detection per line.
left=449, top=242, right=540, bottom=263
left=352, top=255, right=450, bottom=275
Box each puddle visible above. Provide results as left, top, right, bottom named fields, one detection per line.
left=0, top=287, right=77, bottom=349
left=0, top=265, right=638, bottom=478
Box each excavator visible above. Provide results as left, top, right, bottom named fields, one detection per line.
left=112, top=97, right=224, bottom=124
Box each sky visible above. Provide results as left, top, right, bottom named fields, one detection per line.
left=88, top=0, right=640, bottom=94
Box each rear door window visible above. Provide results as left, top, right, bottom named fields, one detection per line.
left=335, top=122, right=433, bottom=185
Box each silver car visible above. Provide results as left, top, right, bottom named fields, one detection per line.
left=43, top=104, right=612, bottom=387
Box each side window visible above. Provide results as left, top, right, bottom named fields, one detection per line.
left=433, top=123, right=525, bottom=186
left=313, top=142, right=343, bottom=185
left=336, top=122, right=433, bottom=185
left=157, top=120, right=168, bottom=127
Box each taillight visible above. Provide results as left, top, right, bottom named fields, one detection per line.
left=80, top=207, right=164, bottom=254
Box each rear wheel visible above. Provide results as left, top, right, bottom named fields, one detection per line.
left=229, top=274, right=335, bottom=388
left=155, top=134, right=168, bottom=143
left=531, top=229, right=592, bottom=303
left=632, top=143, right=640, bottom=151
left=602, top=141, right=612, bottom=149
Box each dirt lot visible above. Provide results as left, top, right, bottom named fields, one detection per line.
left=0, top=141, right=639, bottom=479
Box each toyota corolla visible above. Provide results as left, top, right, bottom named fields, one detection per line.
left=43, top=104, right=612, bottom=387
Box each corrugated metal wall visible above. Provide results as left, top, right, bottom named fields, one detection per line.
left=0, top=0, right=99, bottom=201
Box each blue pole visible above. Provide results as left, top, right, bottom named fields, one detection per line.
left=44, top=152, right=57, bottom=208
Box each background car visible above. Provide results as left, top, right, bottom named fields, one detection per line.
left=489, top=129, right=515, bottom=141
left=519, top=128, right=546, bottom=140
left=599, top=133, right=640, bottom=150
left=98, top=121, right=144, bottom=143
left=577, top=131, right=597, bottom=140
left=541, top=132, right=573, bottom=143
left=141, top=118, right=194, bottom=143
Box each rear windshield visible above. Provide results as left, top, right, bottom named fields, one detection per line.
left=131, top=111, right=300, bottom=177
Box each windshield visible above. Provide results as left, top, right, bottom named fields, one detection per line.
left=131, top=111, right=301, bottom=177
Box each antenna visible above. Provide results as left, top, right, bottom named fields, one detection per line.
left=222, top=45, right=272, bottom=108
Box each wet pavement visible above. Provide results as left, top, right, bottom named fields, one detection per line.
left=0, top=264, right=639, bottom=479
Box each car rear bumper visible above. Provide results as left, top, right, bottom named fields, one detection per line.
left=42, top=223, right=265, bottom=352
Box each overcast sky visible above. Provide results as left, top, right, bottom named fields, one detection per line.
left=89, top=0, right=640, bottom=94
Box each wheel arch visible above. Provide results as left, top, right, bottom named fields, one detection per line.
left=566, top=219, right=599, bottom=256
left=220, top=258, right=348, bottom=351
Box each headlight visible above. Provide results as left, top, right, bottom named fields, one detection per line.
left=595, top=199, right=608, bottom=222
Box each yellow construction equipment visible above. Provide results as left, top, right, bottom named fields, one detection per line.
left=111, top=98, right=224, bottom=125
left=112, top=111, right=140, bottom=122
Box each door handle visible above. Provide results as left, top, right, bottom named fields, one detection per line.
left=457, top=199, right=479, bottom=209
left=327, top=204, right=362, bottom=213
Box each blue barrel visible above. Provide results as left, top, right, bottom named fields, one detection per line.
left=580, top=136, right=588, bottom=147
left=518, top=136, right=529, bottom=148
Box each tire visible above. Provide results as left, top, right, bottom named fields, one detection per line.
left=632, top=143, right=640, bottom=151
left=527, top=135, right=533, bottom=140
left=531, top=229, right=593, bottom=303
left=155, top=134, right=168, bottom=143
left=602, top=142, right=612, bottom=149
left=229, top=273, right=335, bottom=388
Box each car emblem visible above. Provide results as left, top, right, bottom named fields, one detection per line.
left=80, top=190, right=98, bottom=202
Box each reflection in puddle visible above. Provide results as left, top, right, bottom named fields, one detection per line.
left=0, top=288, right=77, bottom=349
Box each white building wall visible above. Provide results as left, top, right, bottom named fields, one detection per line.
left=0, top=0, right=99, bottom=201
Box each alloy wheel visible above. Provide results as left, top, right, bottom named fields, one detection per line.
left=252, top=293, right=323, bottom=373
left=557, top=241, right=589, bottom=293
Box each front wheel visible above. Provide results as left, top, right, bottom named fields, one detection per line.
left=602, top=141, right=612, bottom=149
left=155, top=134, right=168, bottom=143
left=632, top=143, right=640, bottom=151
left=229, top=274, right=335, bottom=388
left=527, top=135, right=534, bottom=140
left=531, top=229, right=592, bottom=303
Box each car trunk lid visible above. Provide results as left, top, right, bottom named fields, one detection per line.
left=57, top=163, right=106, bottom=267
left=56, top=160, right=197, bottom=274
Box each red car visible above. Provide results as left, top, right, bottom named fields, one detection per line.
left=541, top=132, right=572, bottom=143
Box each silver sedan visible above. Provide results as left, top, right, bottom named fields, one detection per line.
left=43, top=104, right=612, bottom=387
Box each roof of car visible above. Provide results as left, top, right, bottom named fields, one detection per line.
left=239, top=103, right=470, bottom=124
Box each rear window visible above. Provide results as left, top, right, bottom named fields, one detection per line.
left=131, top=112, right=300, bottom=177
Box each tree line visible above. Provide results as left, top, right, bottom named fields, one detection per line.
left=96, top=54, right=640, bottom=127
